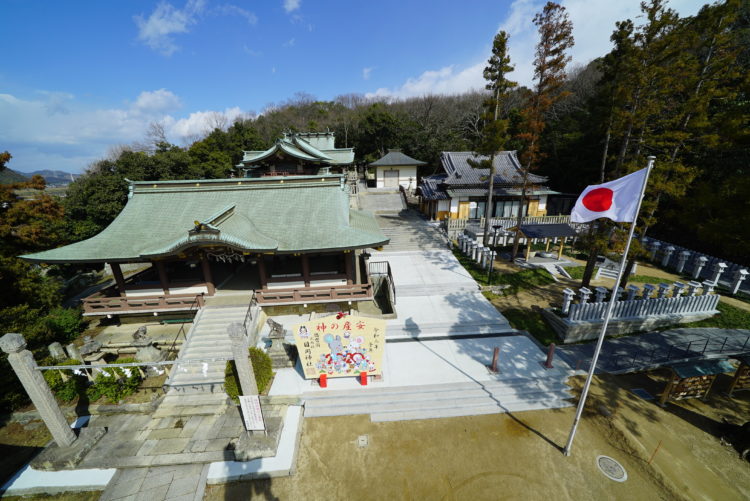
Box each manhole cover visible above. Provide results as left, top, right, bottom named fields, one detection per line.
left=596, top=455, right=627, bottom=482
left=357, top=435, right=369, bottom=448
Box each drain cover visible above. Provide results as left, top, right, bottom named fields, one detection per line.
left=596, top=455, right=627, bottom=482
left=357, top=435, right=369, bottom=448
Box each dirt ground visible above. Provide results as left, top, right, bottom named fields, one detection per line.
left=205, top=374, right=750, bottom=501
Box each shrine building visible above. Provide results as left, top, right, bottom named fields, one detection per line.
left=236, top=131, right=353, bottom=178
left=21, top=175, right=388, bottom=317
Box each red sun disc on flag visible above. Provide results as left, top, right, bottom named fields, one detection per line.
left=582, top=188, right=614, bottom=212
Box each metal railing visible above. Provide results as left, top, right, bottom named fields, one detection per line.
left=443, top=215, right=577, bottom=237
left=610, top=333, right=750, bottom=373
left=164, top=293, right=204, bottom=359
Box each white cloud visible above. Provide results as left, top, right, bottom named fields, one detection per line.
left=283, top=38, right=295, bottom=47
left=283, top=0, right=301, bottom=13
left=163, top=107, right=244, bottom=139
left=242, top=45, right=262, bottom=57
left=0, top=90, right=246, bottom=173
left=215, top=4, right=258, bottom=25
left=362, top=67, right=374, bottom=80
left=134, top=0, right=206, bottom=56
left=369, top=0, right=707, bottom=96
left=366, top=63, right=486, bottom=99
left=132, top=89, right=182, bottom=114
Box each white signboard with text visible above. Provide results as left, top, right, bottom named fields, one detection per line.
left=239, top=395, right=265, bottom=431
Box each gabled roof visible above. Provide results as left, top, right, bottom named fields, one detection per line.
left=239, top=132, right=354, bottom=168
left=518, top=224, right=578, bottom=239
left=418, top=174, right=449, bottom=200
left=21, top=176, right=388, bottom=264
left=370, top=149, right=427, bottom=167
left=440, top=151, right=548, bottom=186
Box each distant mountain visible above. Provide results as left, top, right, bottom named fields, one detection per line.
left=0, top=168, right=28, bottom=184
left=28, top=170, right=81, bottom=186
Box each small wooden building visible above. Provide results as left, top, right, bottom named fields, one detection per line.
left=659, top=359, right=735, bottom=406
left=369, top=149, right=426, bottom=190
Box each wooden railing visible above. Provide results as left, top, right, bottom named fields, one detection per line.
left=256, top=284, right=372, bottom=305
left=82, top=293, right=205, bottom=316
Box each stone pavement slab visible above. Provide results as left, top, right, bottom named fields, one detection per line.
left=99, top=463, right=209, bottom=501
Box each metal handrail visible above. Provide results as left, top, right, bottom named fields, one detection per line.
left=164, top=293, right=204, bottom=360
left=368, top=260, right=396, bottom=305
left=611, top=333, right=750, bottom=371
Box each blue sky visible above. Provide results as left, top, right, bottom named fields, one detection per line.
left=1, top=0, right=706, bottom=174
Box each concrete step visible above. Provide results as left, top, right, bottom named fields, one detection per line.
left=385, top=322, right=513, bottom=339
left=370, top=398, right=574, bottom=422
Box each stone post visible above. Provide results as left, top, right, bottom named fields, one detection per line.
left=642, top=283, right=656, bottom=299
left=561, top=288, right=575, bottom=314
left=65, top=343, right=82, bottom=362
left=457, top=235, right=464, bottom=252
left=649, top=241, right=661, bottom=262
left=676, top=251, right=691, bottom=274
left=661, top=246, right=675, bottom=268
left=731, top=269, right=749, bottom=295
left=475, top=245, right=484, bottom=265
left=687, top=281, right=701, bottom=296
left=0, top=333, right=77, bottom=447
left=227, top=323, right=258, bottom=396
left=692, top=256, right=708, bottom=280
left=626, top=285, right=640, bottom=301
left=48, top=342, right=66, bottom=361
left=579, top=287, right=592, bottom=304
left=470, top=242, right=478, bottom=260
left=657, top=283, right=670, bottom=299
left=482, top=248, right=491, bottom=269
left=615, top=287, right=625, bottom=301
left=702, top=280, right=716, bottom=295
left=594, top=287, right=608, bottom=303
left=672, top=281, right=686, bottom=297
left=711, top=262, right=728, bottom=285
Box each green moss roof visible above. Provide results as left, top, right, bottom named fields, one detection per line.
left=22, top=176, right=388, bottom=264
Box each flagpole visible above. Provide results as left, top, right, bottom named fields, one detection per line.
left=563, top=156, right=655, bottom=457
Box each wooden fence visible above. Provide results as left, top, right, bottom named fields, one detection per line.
left=82, top=293, right=204, bottom=316
left=255, top=284, right=372, bottom=305
left=567, top=293, right=720, bottom=322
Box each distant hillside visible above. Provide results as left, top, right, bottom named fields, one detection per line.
left=28, top=170, right=80, bottom=186
left=0, top=168, right=28, bottom=184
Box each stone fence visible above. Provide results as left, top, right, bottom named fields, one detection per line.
left=642, top=236, right=749, bottom=295
left=543, top=282, right=722, bottom=343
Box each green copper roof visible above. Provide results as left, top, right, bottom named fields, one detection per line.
left=239, top=132, right=354, bottom=168
left=22, top=176, right=388, bottom=264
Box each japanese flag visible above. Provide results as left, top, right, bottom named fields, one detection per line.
left=571, top=168, right=648, bottom=223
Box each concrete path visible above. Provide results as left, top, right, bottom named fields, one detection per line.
left=99, top=463, right=209, bottom=501
left=372, top=249, right=512, bottom=338
left=375, top=210, right=447, bottom=251
left=556, top=327, right=750, bottom=374
left=357, top=190, right=405, bottom=214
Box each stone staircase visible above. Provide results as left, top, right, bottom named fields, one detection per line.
left=358, top=190, right=406, bottom=214
left=303, top=376, right=573, bottom=422
left=376, top=211, right=447, bottom=252
left=165, top=305, right=246, bottom=395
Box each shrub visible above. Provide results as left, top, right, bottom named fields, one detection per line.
left=42, top=358, right=87, bottom=402
left=225, top=347, right=275, bottom=403
left=86, top=357, right=142, bottom=403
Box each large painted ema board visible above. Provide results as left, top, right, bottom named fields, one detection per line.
left=292, top=314, right=386, bottom=379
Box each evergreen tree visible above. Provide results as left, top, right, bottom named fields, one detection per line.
left=512, top=1, right=574, bottom=260
left=473, top=31, right=516, bottom=246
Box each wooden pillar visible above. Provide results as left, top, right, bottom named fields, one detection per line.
left=155, top=261, right=170, bottom=295
left=525, top=234, right=531, bottom=262
left=545, top=239, right=551, bottom=252
left=110, top=263, right=127, bottom=297
left=558, top=239, right=565, bottom=260
left=302, top=254, right=311, bottom=287
left=258, top=257, right=268, bottom=290
left=201, top=254, right=215, bottom=296
left=344, top=252, right=353, bottom=285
